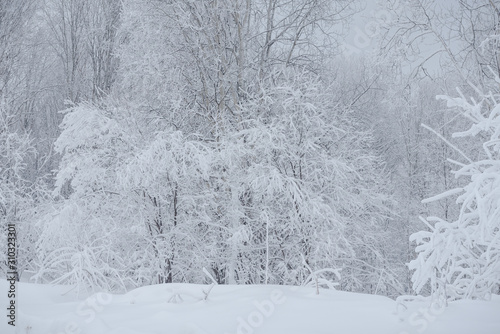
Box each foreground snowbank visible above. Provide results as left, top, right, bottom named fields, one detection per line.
left=1, top=280, right=499, bottom=334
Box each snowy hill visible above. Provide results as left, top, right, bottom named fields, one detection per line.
left=2, top=281, right=499, bottom=334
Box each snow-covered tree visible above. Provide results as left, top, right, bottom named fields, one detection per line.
left=33, top=0, right=403, bottom=296
left=0, top=99, right=48, bottom=280
left=32, top=103, right=131, bottom=291
left=410, top=72, right=500, bottom=300
left=33, top=100, right=216, bottom=290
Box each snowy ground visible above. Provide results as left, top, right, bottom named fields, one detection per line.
left=1, top=280, right=499, bottom=334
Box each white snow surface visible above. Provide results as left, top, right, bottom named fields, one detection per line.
left=1, top=280, right=499, bottom=334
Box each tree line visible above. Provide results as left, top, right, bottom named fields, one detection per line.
left=1, top=0, right=498, bottom=300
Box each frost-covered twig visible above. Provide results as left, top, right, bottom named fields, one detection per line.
left=202, top=267, right=218, bottom=301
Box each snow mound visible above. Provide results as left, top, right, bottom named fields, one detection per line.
left=1, top=280, right=499, bottom=334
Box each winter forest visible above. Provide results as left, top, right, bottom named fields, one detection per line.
left=1, top=0, right=500, bottom=331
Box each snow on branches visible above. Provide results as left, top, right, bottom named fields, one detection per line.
left=410, top=85, right=500, bottom=300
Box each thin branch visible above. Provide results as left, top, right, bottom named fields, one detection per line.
left=421, top=123, right=473, bottom=164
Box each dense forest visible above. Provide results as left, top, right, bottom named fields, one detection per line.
left=1, top=0, right=499, bottom=302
